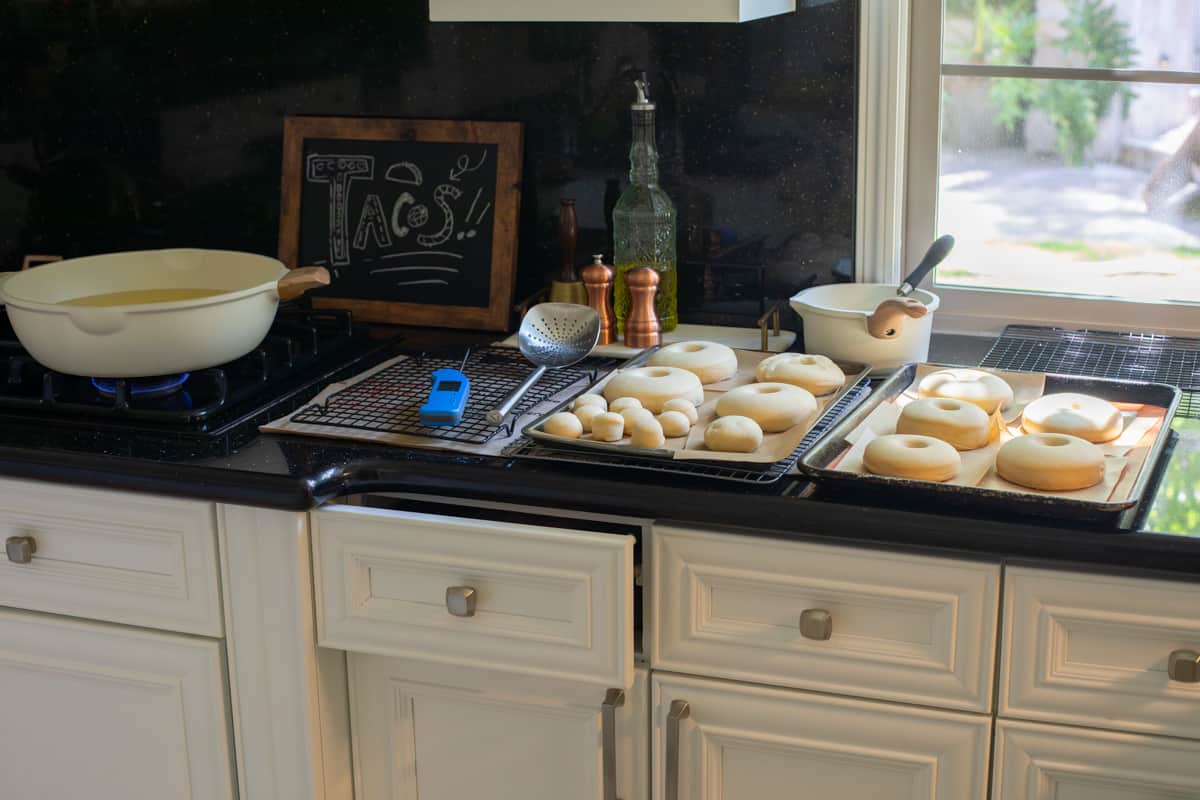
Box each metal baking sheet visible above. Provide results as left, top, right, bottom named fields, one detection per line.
left=523, top=350, right=873, bottom=469
left=798, top=363, right=1182, bottom=527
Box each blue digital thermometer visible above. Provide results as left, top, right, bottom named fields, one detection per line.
left=419, top=352, right=471, bottom=427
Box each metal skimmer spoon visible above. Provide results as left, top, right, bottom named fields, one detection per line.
left=487, top=303, right=601, bottom=425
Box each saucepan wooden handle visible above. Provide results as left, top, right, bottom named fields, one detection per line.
left=277, top=266, right=330, bottom=302
left=866, top=297, right=928, bottom=339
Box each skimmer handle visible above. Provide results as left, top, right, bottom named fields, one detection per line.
left=487, top=365, right=547, bottom=424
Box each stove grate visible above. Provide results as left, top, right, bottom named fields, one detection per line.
left=504, top=378, right=872, bottom=484
left=289, top=347, right=619, bottom=444
left=980, top=325, right=1200, bottom=419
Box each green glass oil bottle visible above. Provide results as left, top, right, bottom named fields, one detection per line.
left=613, top=75, right=677, bottom=333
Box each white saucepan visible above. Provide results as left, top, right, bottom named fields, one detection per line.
left=0, top=249, right=329, bottom=377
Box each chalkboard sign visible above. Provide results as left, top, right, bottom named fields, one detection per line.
left=278, top=116, right=523, bottom=330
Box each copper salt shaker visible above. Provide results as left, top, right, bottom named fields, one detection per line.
left=623, top=266, right=661, bottom=349
left=581, top=254, right=616, bottom=345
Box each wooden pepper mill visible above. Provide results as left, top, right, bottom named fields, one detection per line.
left=623, top=266, right=661, bottom=348
left=548, top=198, right=588, bottom=305
left=581, top=254, right=616, bottom=345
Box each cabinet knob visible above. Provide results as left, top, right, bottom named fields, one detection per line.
left=445, top=586, right=477, bottom=618
left=5, top=535, right=36, bottom=564
left=1168, top=649, right=1200, bottom=683
left=799, top=608, right=833, bottom=641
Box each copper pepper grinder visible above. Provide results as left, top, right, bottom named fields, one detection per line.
left=581, top=254, right=616, bottom=345
left=548, top=198, right=588, bottom=305
left=623, top=266, right=661, bottom=348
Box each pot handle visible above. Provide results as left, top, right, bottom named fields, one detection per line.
left=866, top=297, right=928, bottom=339
left=276, top=266, right=331, bottom=302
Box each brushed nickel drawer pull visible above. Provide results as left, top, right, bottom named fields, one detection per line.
left=5, top=535, right=36, bottom=565
left=799, top=608, right=833, bottom=641
left=1168, top=649, right=1200, bottom=683
left=602, top=688, right=625, bottom=800
left=445, top=586, right=477, bottom=617
left=666, top=699, right=690, bottom=800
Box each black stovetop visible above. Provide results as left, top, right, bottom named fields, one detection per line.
left=0, top=307, right=396, bottom=458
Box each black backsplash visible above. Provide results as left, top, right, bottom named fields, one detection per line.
left=0, top=0, right=856, bottom=327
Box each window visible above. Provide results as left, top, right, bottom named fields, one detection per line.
left=904, top=0, right=1200, bottom=334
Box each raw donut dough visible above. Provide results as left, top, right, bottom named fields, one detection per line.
left=715, top=382, right=817, bottom=433
left=573, top=404, right=603, bottom=433
left=572, top=393, right=607, bottom=412
left=630, top=417, right=666, bottom=449
left=1021, top=392, right=1123, bottom=443
left=704, top=415, right=763, bottom=453
left=755, top=353, right=845, bottom=396
left=863, top=434, right=961, bottom=482
left=603, top=367, right=704, bottom=413
left=657, top=410, right=691, bottom=438
left=918, top=369, right=1014, bottom=414
left=996, top=432, right=1106, bottom=491
left=647, top=340, right=738, bottom=384
left=609, top=396, right=642, bottom=414
left=590, top=412, right=625, bottom=442
left=621, top=407, right=656, bottom=431
left=544, top=412, right=583, bottom=439
left=896, top=397, right=993, bottom=451
left=662, top=398, right=698, bottom=425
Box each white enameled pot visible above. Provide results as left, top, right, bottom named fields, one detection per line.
left=0, top=249, right=328, bottom=377
left=790, top=283, right=940, bottom=374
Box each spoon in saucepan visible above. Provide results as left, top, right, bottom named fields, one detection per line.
left=897, top=234, right=956, bottom=296
left=487, top=303, right=601, bottom=425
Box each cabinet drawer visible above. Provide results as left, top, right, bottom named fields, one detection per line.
left=314, top=505, right=635, bottom=687
left=1001, top=567, right=1200, bottom=739
left=993, top=719, right=1200, bottom=799
left=0, top=477, right=222, bottom=636
left=649, top=525, right=1000, bottom=711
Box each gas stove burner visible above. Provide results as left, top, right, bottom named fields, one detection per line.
left=91, top=373, right=190, bottom=398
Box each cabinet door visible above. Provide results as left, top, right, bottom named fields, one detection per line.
left=350, top=654, right=649, bottom=800
left=652, top=673, right=990, bottom=800
left=0, top=609, right=234, bottom=800
left=994, top=719, right=1200, bottom=799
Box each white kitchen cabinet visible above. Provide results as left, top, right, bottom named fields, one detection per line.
left=651, top=673, right=991, bottom=800
left=350, top=655, right=649, bottom=800
left=429, top=0, right=794, bottom=22
left=0, top=608, right=235, bottom=800
left=993, top=719, right=1200, bottom=799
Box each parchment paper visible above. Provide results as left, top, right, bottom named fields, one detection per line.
left=534, top=349, right=856, bottom=464
left=828, top=365, right=1168, bottom=503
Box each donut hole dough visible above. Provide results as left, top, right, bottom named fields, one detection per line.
left=715, top=382, right=818, bottom=433
left=590, top=412, right=625, bottom=442
left=657, top=410, right=692, bottom=438
left=573, top=404, right=603, bottom=433
left=572, top=393, right=607, bottom=412
left=647, top=340, right=739, bottom=384
left=544, top=412, right=583, bottom=439
left=917, top=369, right=1014, bottom=414
left=608, top=396, right=642, bottom=414
left=662, top=398, right=699, bottom=425
left=1021, top=392, right=1123, bottom=443
left=996, top=432, right=1106, bottom=491
left=704, top=415, right=764, bottom=453
left=603, top=366, right=704, bottom=413
left=896, top=397, right=992, bottom=451
left=620, top=407, right=657, bottom=431
left=755, top=353, right=846, bottom=396
left=630, top=417, right=666, bottom=449
left=863, top=434, right=961, bottom=482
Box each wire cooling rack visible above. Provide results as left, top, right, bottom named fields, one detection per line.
left=981, top=325, right=1200, bottom=420
left=289, top=347, right=619, bottom=444
left=504, top=379, right=873, bottom=484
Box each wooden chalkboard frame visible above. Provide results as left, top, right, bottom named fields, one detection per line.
left=278, top=115, right=523, bottom=330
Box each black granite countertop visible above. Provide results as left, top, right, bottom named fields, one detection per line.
left=2, top=331, right=1198, bottom=579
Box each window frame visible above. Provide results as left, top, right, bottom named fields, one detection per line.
left=862, top=0, right=1200, bottom=336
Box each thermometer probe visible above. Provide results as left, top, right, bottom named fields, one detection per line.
left=419, top=351, right=471, bottom=427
